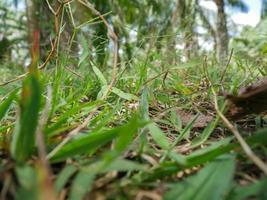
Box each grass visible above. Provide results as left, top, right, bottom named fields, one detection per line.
left=0, top=36, right=267, bottom=199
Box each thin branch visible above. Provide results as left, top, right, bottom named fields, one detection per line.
left=45, top=0, right=56, bottom=15
left=220, top=48, right=234, bottom=84
left=36, top=86, right=52, bottom=163
left=35, top=86, right=57, bottom=200
left=47, top=108, right=98, bottom=159
left=203, top=56, right=267, bottom=175
left=65, top=66, right=83, bottom=78
left=212, top=89, right=267, bottom=175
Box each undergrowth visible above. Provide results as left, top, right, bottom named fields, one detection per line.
left=1, top=35, right=267, bottom=200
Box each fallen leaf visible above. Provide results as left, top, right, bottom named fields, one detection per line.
left=176, top=109, right=213, bottom=128
left=226, top=77, right=267, bottom=120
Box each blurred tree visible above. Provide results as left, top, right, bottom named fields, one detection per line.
left=214, top=0, right=229, bottom=65
left=214, top=0, right=248, bottom=65
left=261, top=0, right=267, bottom=19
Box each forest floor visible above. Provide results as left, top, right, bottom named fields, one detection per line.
left=0, top=47, right=267, bottom=199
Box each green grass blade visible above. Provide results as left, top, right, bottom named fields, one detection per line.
left=15, top=166, right=38, bottom=200
left=69, top=170, right=95, bottom=200
left=11, top=75, right=41, bottom=162
left=227, top=177, right=267, bottom=200
left=147, top=122, right=170, bottom=150
left=50, top=116, right=146, bottom=162
left=164, top=155, right=235, bottom=200
left=91, top=61, right=107, bottom=86
left=111, top=87, right=138, bottom=101
left=146, top=128, right=267, bottom=180
left=45, top=101, right=101, bottom=136
left=55, top=164, right=77, bottom=193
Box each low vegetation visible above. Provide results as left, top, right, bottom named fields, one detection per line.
left=0, top=0, right=267, bottom=199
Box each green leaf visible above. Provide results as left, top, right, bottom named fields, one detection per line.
left=191, top=118, right=218, bottom=148
left=139, top=87, right=149, bottom=121
left=147, top=122, right=170, bottom=150
left=50, top=116, right=146, bottom=162
left=85, top=158, right=147, bottom=173
left=114, top=115, right=142, bottom=152
left=147, top=128, right=267, bottom=180
left=227, top=177, right=267, bottom=200
left=0, top=89, right=18, bottom=122
left=174, top=113, right=200, bottom=144
left=45, top=101, right=101, bottom=136
left=164, top=155, right=236, bottom=200
left=55, top=165, right=77, bottom=193
left=11, top=75, right=41, bottom=162
left=111, top=87, right=138, bottom=101
left=168, top=152, right=187, bottom=166
left=170, top=110, right=182, bottom=131
left=69, top=170, right=95, bottom=200
left=97, top=85, right=108, bottom=99
left=50, top=128, right=118, bottom=162
left=15, top=166, right=38, bottom=200
left=91, top=61, right=107, bottom=86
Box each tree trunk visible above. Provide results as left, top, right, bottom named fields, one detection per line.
left=214, top=0, right=229, bottom=65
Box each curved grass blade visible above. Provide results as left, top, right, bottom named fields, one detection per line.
left=147, top=122, right=170, bottom=150
left=111, top=87, right=138, bottom=101
left=91, top=61, right=107, bottom=86
left=55, top=165, right=77, bottom=193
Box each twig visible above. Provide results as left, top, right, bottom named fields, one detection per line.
left=36, top=86, right=52, bottom=164
left=45, top=0, right=56, bottom=15
left=47, top=0, right=119, bottom=159
left=203, top=56, right=267, bottom=175
left=36, top=86, right=57, bottom=200
left=47, top=108, right=97, bottom=159
left=65, top=66, right=83, bottom=78
left=220, top=48, right=234, bottom=84
left=212, top=88, right=267, bottom=175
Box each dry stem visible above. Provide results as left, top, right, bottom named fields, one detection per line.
left=212, top=88, right=267, bottom=175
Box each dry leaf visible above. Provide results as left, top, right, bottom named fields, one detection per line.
left=226, top=77, right=267, bottom=120
left=176, top=109, right=213, bottom=128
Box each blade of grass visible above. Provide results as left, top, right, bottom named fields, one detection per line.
left=164, top=155, right=235, bottom=200
left=11, top=75, right=41, bottom=162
